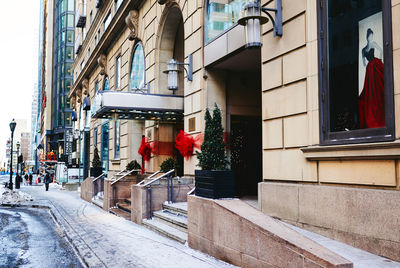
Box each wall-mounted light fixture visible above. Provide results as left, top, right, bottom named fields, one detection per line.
left=163, top=54, right=193, bottom=92
left=238, top=0, right=282, bottom=48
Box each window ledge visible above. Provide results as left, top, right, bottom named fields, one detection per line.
left=301, top=141, right=400, bottom=160
left=110, top=159, right=121, bottom=164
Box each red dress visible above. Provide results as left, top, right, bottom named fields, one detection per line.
left=359, top=48, right=385, bottom=128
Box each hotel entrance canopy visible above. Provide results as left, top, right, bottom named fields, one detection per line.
left=91, top=91, right=184, bottom=121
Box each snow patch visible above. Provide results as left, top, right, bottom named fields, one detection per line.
left=1, top=187, right=34, bottom=205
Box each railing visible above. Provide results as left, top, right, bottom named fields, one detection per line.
left=187, top=187, right=195, bottom=195
left=137, top=170, right=161, bottom=186
left=92, top=173, right=105, bottom=197
left=144, top=169, right=175, bottom=219
left=110, top=169, right=138, bottom=185
left=75, top=3, right=87, bottom=28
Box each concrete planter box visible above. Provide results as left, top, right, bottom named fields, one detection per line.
left=195, top=170, right=235, bottom=199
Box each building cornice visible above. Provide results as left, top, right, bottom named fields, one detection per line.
left=69, top=0, right=145, bottom=100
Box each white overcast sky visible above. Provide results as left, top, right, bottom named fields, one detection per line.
left=0, top=0, right=40, bottom=161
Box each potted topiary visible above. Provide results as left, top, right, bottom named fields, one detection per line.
left=90, top=147, right=103, bottom=178
left=195, top=104, right=235, bottom=199
left=126, top=160, right=141, bottom=175
left=160, top=157, right=179, bottom=175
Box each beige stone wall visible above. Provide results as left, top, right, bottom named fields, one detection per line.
left=72, top=0, right=206, bottom=176
left=261, top=0, right=400, bottom=187
left=260, top=182, right=400, bottom=261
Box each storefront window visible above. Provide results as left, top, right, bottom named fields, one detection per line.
left=205, top=0, right=246, bottom=43
left=319, top=0, right=394, bottom=144
left=129, top=43, right=145, bottom=91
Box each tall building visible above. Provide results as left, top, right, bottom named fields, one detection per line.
left=37, top=0, right=75, bottom=165
left=20, top=132, right=30, bottom=164
left=65, top=0, right=399, bottom=264
left=30, top=83, right=39, bottom=161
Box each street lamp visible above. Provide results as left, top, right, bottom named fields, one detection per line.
left=238, top=0, right=282, bottom=48
left=9, top=119, right=16, bottom=190
left=15, top=141, right=20, bottom=189
left=163, top=54, right=193, bottom=93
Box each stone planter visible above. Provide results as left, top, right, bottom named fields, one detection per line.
left=195, top=170, right=235, bottom=199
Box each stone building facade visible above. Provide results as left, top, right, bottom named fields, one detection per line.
left=69, top=0, right=400, bottom=262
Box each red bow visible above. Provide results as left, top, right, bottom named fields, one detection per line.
left=175, top=131, right=203, bottom=160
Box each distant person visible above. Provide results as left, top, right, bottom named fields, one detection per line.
left=44, top=172, right=52, bottom=191
left=24, top=173, right=29, bottom=185
left=29, top=173, right=33, bottom=185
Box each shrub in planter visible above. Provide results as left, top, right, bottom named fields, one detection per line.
left=160, top=157, right=178, bottom=175
left=195, top=104, right=234, bottom=199
left=90, top=147, right=103, bottom=177
left=126, top=160, right=141, bottom=175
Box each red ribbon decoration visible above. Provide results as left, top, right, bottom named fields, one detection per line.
left=175, top=131, right=203, bottom=160
left=138, top=136, right=152, bottom=174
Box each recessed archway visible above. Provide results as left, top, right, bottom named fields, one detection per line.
left=157, top=5, right=184, bottom=95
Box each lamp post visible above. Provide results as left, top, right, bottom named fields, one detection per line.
left=15, top=141, right=20, bottom=189
left=238, top=0, right=282, bottom=48
left=9, top=119, right=16, bottom=190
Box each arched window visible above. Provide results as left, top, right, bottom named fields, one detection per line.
left=103, top=76, right=110, bottom=91
left=205, top=0, right=246, bottom=43
left=129, top=43, right=145, bottom=91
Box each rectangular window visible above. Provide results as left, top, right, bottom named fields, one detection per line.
left=104, top=11, right=111, bottom=31
left=319, top=0, right=394, bottom=145
left=114, top=119, right=120, bottom=159
left=81, top=60, right=85, bottom=71
left=115, top=55, right=121, bottom=89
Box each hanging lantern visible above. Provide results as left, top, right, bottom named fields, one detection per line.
left=238, top=0, right=282, bottom=48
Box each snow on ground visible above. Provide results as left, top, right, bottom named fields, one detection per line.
left=0, top=187, right=33, bottom=205
left=15, top=183, right=237, bottom=268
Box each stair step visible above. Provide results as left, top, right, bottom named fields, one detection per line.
left=162, top=202, right=188, bottom=216
left=142, top=219, right=187, bottom=244
left=153, top=211, right=188, bottom=232
left=92, top=198, right=104, bottom=209
left=117, top=202, right=131, bottom=213
left=125, top=198, right=131, bottom=204
left=110, top=207, right=131, bottom=220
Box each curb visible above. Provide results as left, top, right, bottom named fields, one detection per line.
left=1, top=202, right=105, bottom=268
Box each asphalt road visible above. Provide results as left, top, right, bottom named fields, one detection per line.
left=0, top=177, right=83, bottom=268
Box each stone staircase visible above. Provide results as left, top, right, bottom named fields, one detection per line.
left=142, top=202, right=188, bottom=244
left=110, top=198, right=132, bottom=220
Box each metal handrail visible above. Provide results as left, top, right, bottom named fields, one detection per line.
left=137, top=170, right=161, bottom=186
left=144, top=169, right=175, bottom=219
left=110, top=169, right=138, bottom=185
left=187, top=187, right=195, bottom=195
left=92, top=173, right=106, bottom=182
left=143, top=169, right=174, bottom=187
left=109, top=169, right=127, bottom=181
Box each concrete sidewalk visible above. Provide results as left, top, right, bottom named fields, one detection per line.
left=13, top=183, right=236, bottom=268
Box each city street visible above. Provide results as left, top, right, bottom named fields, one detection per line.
left=0, top=175, right=235, bottom=268
left=0, top=206, right=83, bottom=268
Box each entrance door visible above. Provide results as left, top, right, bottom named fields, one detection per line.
left=231, top=116, right=262, bottom=196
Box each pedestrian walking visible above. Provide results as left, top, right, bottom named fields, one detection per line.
left=24, top=173, right=28, bottom=185
left=29, top=173, right=33, bottom=185
left=44, top=172, right=52, bottom=191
